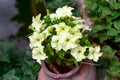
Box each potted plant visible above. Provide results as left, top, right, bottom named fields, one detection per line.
left=28, top=5, right=103, bottom=80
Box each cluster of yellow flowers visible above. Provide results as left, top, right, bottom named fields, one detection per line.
left=28, top=5, right=103, bottom=64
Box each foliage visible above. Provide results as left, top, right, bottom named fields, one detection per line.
left=84, top=0, right=120, bottom=79
left=28, top=5, right=103, bottom=68
left=11, top=0, right=78, bottom=39
left=36, top=0, right=77, bottom=9
left=11, top=0, right=32, bottom=38
left=0, top=42, right=40, bottom=80
left=35, top=0, right=43, bottom=3
left=44, top=0, right=77, bottom=10
left=35, top=0, right=79, bottom=16
left=11, top=0, right=47, bottom=39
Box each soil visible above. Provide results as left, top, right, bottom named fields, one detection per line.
left=46, top=62, right=76, bottom=74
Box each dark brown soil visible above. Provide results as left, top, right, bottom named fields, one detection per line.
left=46, top=62, right=75, bottom=74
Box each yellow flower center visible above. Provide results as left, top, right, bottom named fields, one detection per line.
left=60, top=26, right=65, bottom=31
left=65, top=38, right=70, bottom=42
left=78, top=50, right=81, bottom=54
left=36, top=38, right=40, bottom=41
left=91, top=50, right=95, bottom=54
left=55, top=40, right=59, bottom=44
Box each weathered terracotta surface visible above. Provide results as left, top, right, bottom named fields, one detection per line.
left=38, top=60, right=96, bottom=80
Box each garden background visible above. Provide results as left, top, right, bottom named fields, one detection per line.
left=0, top=0, right=120, bottom=80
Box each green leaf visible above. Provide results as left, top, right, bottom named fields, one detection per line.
left=99, top=34, right=109, bottom=42
left=72, top=8, right=81, bottom=17
left=108, top=0, right=120, bottom=10
left=92, top=25, right=105, bottom=33
left=109, top=66, right=120, bottom=73
left=45, top=57, right=52, bottom=63
left=74, top=60, right=78, bottom=66
left=45, top=43, right=54, bottom=56
left=4, top=42, right=13, bottom=54
left=115, top=36, right=120, bottom=42
left=107, top=28, right=118, bottom=36
left=44, top=16, right=52, bottom=26
left=21, top=61, right=35, bottom=80
left=56, top=58, right=61, bottom=65
left=102, top=45, right=117, bottom=56
left=0, top=52, right=10, bottom=63
left=45, top=0, right=77, bottom=10
left=97, top=59, right=109, bottom=68
left=2, top=69, right=20, bottom=80
left=113, top=3, right=120, bottom=10
left=21, top=75, right=32, bottom=80
left=114, top=21, right=120, bottom=33
left=58, top=50, right=65, bottom=59
left=101, top=7, right=111, bottom=17
left=111, top=11, right=120, bottom=19
left=66, top=61, right=73, bottom=66
left=66, top=58, right=75, bottom=66
left=31, top=62, right=40, bottom=74
left=84, top=0, right=97, bottom=10
left=35, top=0, right=43, bottom=3
left=65, top=19, right=76, bottom=27
left=0, top=42, right=3, bottom=49
left=106, top=76, right=113, bottom=80
left=109, top=58, right=120, bottom=73
left=22, top=61, right=33, bottom=75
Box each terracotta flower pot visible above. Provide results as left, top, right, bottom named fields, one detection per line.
left=37, top=1, right=96, bottom=79
left=38, top=60, right=96, bottom=80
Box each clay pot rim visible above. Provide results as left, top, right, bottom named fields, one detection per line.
left=41, top=60, right=80, bottom=78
